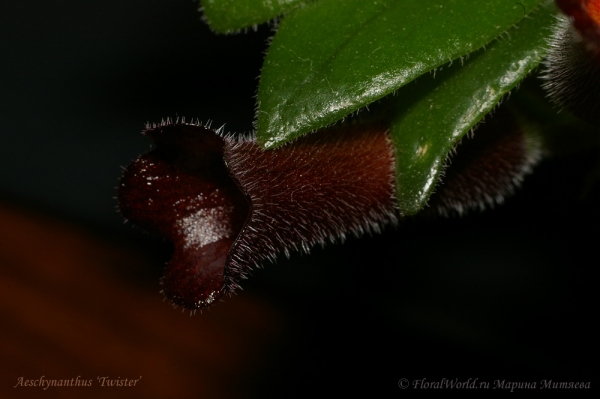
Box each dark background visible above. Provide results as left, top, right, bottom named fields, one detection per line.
left=1, top=0, right=596, bottom=397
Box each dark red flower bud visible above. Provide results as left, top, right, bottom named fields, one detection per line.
left=118, top=124, right=250, bottom=309
left=119, top=121, right=398, bottom=309
left=119, top=107, right=541, bottom=310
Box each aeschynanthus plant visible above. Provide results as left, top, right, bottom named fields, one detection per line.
left=119, top=0, right=599, bottom=310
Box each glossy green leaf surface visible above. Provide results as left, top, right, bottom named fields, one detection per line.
left=201, top=0, right=307, bottom=33
left=387, top=2, right=557, bottom=215
left=256, top=0, right=545, bottom=148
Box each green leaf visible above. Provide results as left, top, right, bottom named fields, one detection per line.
left=387, top=2, right=557, bottom=215
left=201, top=0, right=307, bottom=33
left=256, top=0, right=545, bottom=148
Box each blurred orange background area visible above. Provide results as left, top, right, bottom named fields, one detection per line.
left=0, top=203, right=284, bottom=399
left=587, top=0, right=600, bottom=25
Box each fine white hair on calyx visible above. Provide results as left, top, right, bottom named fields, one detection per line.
left=541, top=16, right=576, bottom=105
left=540, top=14, right=600, bottom=124
left=221, top=127, right=398, bottom=288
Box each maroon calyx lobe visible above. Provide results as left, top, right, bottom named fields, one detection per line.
left=221, top=123, right=398, bottom=290
left=427, top=107, right=541, bottom=216
left=118, top=123, right=249, bottom=309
